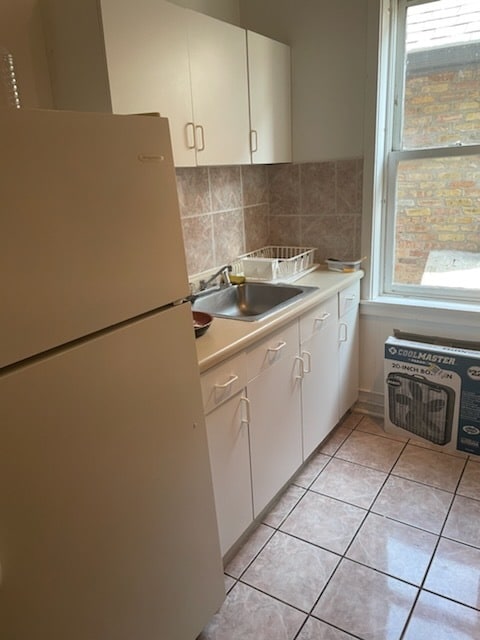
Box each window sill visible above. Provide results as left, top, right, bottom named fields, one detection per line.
left=360, top=295, right=480, bottom=328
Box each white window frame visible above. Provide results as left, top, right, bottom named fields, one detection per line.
left=368, top=0, right=480, bottom=308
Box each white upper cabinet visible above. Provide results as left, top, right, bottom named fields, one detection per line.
left=42, top=0, right=290, bottom=167
left=100, top=0, right=196, bottom=167
left=187, top=10, right=250, bottom=166
left=246, top=31, right=292, bottom=164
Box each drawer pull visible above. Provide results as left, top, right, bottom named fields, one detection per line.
left=240, top=396, right=251, bottom=424
left=314, top=312, right=331, bottom=323
left=267, top=340, right=287, bottom=353
left=214, top=374, right=239, bottom=390
left=295, top=355, right=305, bottom=380
left=186, top=122, right=196, bottom=149
left=344, top=295, right=356, bottom=301
left=302, top=350, right=312, bottom=374
left=195, top=124, right=205, bottom=151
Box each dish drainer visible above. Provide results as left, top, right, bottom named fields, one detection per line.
left=231, top=246, right=316, bottom=282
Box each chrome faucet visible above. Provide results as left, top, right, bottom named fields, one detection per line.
left=199, top=265, right=232, bottom=291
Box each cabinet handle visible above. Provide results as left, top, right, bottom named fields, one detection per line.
left=250, top=129, right=258, bottom=153
left=195, top=124, right=205, bottom=151
left=240, top=396, right=250, bottom=425
left=339, top=322, right=348, bottom=343
left=345, top=295, right=356, bottom=301
left=186, top=122, right=196, bottom=149
left=295, top=355, right=305, bottom=380
left=302, top=350, right=312, bottom=374
left=214, top=374, right=239, bottom=390
left=314, top=312, right=331, bottom=324
left=267, top=340, right=287, bottom=353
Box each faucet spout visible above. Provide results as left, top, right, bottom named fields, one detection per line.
left=199, top=265, right=233, bottom=291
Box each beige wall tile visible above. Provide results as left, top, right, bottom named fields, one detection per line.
left=244, top=204, right=269, bottom=253
left=176, top=167, right=211, bottom=216
left=300, top=162, right=335, bottom=215
left=209, top=166, right=242, bottom=212
left=181, top=215, right=214, bottom=274
left=269, top=215, right=302, bottom=246
left=268, top=164, right=301, bottom=216
left=241, top=165, right=269, bottom=206
left=213, top=209, right=245, bottom=265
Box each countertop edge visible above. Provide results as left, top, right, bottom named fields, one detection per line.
left=195, top=268, right=363, bottom=373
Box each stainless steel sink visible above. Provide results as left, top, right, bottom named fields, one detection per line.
left=191, top=282, right=318, bottom=321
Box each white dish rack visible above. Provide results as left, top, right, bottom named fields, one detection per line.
left=232, top=246, right=316, bottom=283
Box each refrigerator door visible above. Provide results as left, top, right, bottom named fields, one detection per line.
left=0, top=108, right=189, bottom=368
left=0, top=303, right=224, bottom=640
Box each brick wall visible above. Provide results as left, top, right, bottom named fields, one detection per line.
left=394, top=60, right=480, bottom=285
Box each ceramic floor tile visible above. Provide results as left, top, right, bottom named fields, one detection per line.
left=296, top=616, right=357, bottom=640
left=335, top=430, right=405, bottom=472
left=339, top=411, right=363, bottom=430
left=424, top=537, right=480, bottom=608
left=242, top=531, right=339, bottom=612
left=310, top=458, right=387, bottom=508
left=356, top=415, right=409, bottom=442
left=457, top=459, right=480, bottom=499
left=293, top=452, right=331, bottom=489
left=224, top=574, right=236, bottom=594
left=372, top=475, right=453, bottom=534
left=443, top=494, right=480, bottom=548
left=262, top=485, right=306, bottom=528
left=198, top=581, right=306, bottom=640
left=392, top=444, right=465, bottom=492
left=407, top=437, right=468, bottom=458
left=225, top=524, right=274, bottom=579
left=312, top=559, right=418, bottom=640
left=403, top=590, right=480, bottom=640
left=318, top=426, right=352, bottom=456
left=280, top=491, right=366, bottom=554
left=346, top=512, right=438, bottom=585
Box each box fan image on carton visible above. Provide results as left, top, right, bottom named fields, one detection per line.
left=384, top=336, right=480, bottom=456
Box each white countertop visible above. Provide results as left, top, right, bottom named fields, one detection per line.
left=195, top=267, right=363, bottom=372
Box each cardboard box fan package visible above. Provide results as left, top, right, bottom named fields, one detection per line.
left=384, top=335, right=480, bottom=456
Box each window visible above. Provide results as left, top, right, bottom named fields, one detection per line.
left=380, top=0, right=480, bottom=304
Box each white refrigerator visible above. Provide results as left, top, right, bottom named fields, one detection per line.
left=0, top=108, right=224, bottom=639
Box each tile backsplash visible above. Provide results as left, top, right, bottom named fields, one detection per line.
left=176, top=159, right=363, bottom=277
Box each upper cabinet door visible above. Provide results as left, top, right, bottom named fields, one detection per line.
left=100, top=0, right=196, bottom=167
left=187, top=10, right=251, bottom=166
left=247, top=31, right=292, bottom=164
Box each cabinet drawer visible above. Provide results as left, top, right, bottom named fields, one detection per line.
left=338, top=281, right=360, bottom=318
left=201, top=352, right=247, bottom=414
left=246, top=321, right=299, bottom=382
left=299, top=296, right=337, bottom=343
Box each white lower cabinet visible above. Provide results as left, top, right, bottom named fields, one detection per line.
left=246, top=321, right=302, bottom=517
left=200, top=282, right=360, bottom=555
left=201, top=353, right=252, bottom=556
left=299, top=296, right=339, bottom=459
left=338, top=281, right=360, bottom=419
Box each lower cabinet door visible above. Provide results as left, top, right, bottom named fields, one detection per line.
left=248, top=356, right=302, bottom=517
left=338, top=305, right=360, bottom=419
left=205, top=393, right=253, bottom=556
left=301, top=309, right=339, bottom=458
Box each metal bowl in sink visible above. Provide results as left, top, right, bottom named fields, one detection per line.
left=191, top=282, right=318, bottom=321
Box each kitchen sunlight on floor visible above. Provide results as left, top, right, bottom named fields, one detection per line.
left=198, top=412, right=480, bottom=640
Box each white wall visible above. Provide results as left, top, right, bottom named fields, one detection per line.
left=170, top=0, right=240, bottom=24
left=239, top=0, right=368, bottom=162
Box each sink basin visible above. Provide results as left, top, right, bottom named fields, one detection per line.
left=191, top=282, right=318, bottom=321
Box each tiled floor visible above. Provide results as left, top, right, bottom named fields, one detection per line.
left=198, top=412, right=480, bottom=640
